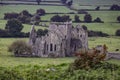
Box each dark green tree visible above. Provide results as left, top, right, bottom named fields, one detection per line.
left=67, top=0, right=73, bottom=6
left=37, top=29, right=48, bottom=37
left=5, top=19, right=23, bottom=34
left=74, top=15, right=81, bottom=22
left=84, top=14, right=92, bottom=23
left=95, top=6, right=100, bottom=10
left=115, top=29, right=120, bottom=36
left=50, top=15, right=61, bottom=22
left=36, top=8, right=46, bottom=16
left=36, top=0, right=41, bottom=5
left=31, top=14, right=41, bottom=25
left=61, top=0, right=67, bottom=4
left=117, top=16, right=120, bottom=22
left=110, top=4, right=120, bottom=10
left=93, top=17, right=103, bottom=23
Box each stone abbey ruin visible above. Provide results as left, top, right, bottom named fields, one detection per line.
left=29, top=22, right=88, bottom=57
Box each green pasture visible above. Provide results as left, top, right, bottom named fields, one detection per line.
left=88, top=37, right=120, bottom=52
left=0, top=5, right=74, bottom=19
left=1, top=20, right=119, bottom=35
left=41, top=11, right=120, bottom=23
left=74, top=0, right=120, bottom=5
left=0, top=37, right=120, bottom=67
left=0, top=20, right=47, bottom=32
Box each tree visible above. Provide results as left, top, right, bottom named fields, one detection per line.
left=74, top=15, right=81, bottom=22
left=84, top=14, right=92, bottom=23
left=95, top=6, right=100, bottom=10
left=50, top=15, right=71, bottom=22
left=117, top=16, right=120, bottom=22
left=37, top=29, right=48, bottom=37
left=67, top=0, right=73, bottom=7
left=20, top=10, right=32, bottom=17
left=31, top=14, right=41, bottom=25
left=61, top=0, right=67, bottom=4
left=17, top=15, right=31, bottom=24
left=93, top=17, right=103, bottom=23
left=61, top=15, right=71, bottom=22
left=82, top=25, right=87, bottom=30
left=50, top=15, right=61, bottom=22
left=5, top=19, right=23, bottom=34
left=110, top=4, right=120, bottom=10
left=36, top=0, right=41, bottom=5
left=36, top=8, right=46, bottom=16
left=4, top=13, right=19, bottom=19
left=115, top=29, right=120, bottom=36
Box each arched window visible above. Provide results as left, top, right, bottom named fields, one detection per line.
left=54, top=44, right=56, bottom=51
left=50, top=43, right=53, bottom=51
left=47, top=44, right=48, bottom=51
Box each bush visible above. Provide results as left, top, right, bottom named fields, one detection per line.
left=95, top=6, right=100, bottom=10
left=69, top=45, right=107, bottom=70
left=4, top=13, right=19, bottom=19
left=50, top=15, right=71, bottom=22
left=37, top=29, right=48, bottom=37
left=84, top=14, right=92, bottom=23
left=36, top=8, right=46, bottom=16
left=31, top=14, right=41, bottom=25
left=74, top=15, right=81, bottom=22
left=8, top=40, right=32, bottom=56
left=117, top=16, right=120, bottom=22
left=5, top=19, right=23, bottom=34
left=93, top=17, right=104, bottom=23
left=88, top=30, right=109, bottom=37
left=17, top=15, right=31, bottom=24
left=0, top=18, right=30, bottom=37
left=110, top=4, right=120, bottom=10
left=115, top=29, right=120, bottom=36
left=20, top=10, right=32, bottom=17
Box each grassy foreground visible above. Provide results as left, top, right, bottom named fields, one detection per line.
left=0, top=37, right=120, bottom=67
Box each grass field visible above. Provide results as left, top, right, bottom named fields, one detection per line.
left=73, top=0, right=120, bottom=10
left=0, top=37, right=120, bottom=67
left=0, top=1, right=120, bottom=69
left=0, top=5, right=74, bottom=19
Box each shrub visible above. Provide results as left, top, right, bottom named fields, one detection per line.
left=115, top=29, right=120, bottom=36
left=61, top=0, right=67, bottom=4
left=69, top=45, right=107, bottom=70
left=95, top=6, right=100, bottom=10
left=4, top=13, right=19, bottom=19
left=36, top=8, right=46, bottom=16
left=37, top=29, right=48, bottom=37
left=17, top=15, right=31, bottom=24
left=20, top=10, right=32, bottom=17
left=93, top=17, right=104, bottom=23
left=84, top=14, right=92, bottom=23
left=8, top=40, right=32, bottom=56
left=88, top=30, right=109, bottom=37
left=31, top=14, right=41, bottom=25
left=5, top=19, right=23, bottom=34
left=50, top=15, right=71, bottom=22
left=110, top=4, right=120, bottom=10
left=117, top=16, right=120, bottom=22
left=74, top=15, right=81, bottom=22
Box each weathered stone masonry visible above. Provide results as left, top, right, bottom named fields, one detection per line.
left=29, top=22, right=88, bottom=57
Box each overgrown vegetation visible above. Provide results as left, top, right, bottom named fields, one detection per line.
left=1, top=44, right=120, bottom=80
left=8, top=40, right=32, bottom=56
